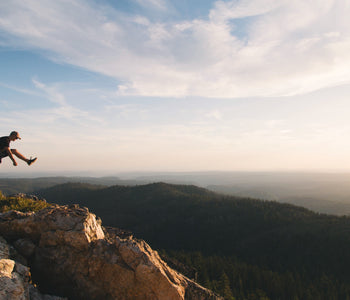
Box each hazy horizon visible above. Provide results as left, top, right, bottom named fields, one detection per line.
left=1, top=0, right=350, bottom=174
left=2, top=170, right=350, bottom=216
left=2, top=169, right=350, bottom=179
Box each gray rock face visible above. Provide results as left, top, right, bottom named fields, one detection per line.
left=0, top=205, right=222, bottom=300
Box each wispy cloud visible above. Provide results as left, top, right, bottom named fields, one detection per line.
left=0, top=0, right=349, bottom=98
left=0, top=81, right=42, bottom=97
left=133, top=0, right=168, bottom=12
left=19, top=79, right=104, bottom=129
left=204, top=110, right=222, bottom=120
left=32, top=79, right=66, bottom=106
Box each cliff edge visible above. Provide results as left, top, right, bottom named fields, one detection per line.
left=0, top=204, right=222, bottom=300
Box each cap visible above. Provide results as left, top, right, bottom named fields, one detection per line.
left=10, top=131, right=21, bottom=140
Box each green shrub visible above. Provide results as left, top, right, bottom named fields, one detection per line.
left=0, top=192, right=50, bottom=213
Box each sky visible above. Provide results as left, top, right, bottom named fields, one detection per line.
left=0, top=0, right=350, bottom=175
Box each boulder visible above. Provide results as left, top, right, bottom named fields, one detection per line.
left=0, top=205, right=222, bottom=300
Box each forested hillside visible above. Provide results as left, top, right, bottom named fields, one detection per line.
left=36, top=182, right=350, bottom=299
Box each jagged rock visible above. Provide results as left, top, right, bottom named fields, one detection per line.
left=0, top=205, right=222, bottom=300
left=161, top=254, right=198, bottom=281
left=104, top=226, right=133, bottom=239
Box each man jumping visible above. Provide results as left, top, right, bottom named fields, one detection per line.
left=0, top=131, right=37, bottom=166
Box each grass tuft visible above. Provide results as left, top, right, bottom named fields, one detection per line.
left=0, top=191, right=51, bottom=213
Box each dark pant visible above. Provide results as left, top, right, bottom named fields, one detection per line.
left=0, top=151, right=9, bottom=163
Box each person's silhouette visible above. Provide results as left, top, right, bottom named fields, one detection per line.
left=0, top=131, right=37, bottom=166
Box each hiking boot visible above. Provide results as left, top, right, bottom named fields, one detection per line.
left=27, top=157, right=37, bottom=166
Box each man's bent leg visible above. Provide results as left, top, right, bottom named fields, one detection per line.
left=10, top=149, right=37, bottom=166
left=11, top=149, right=29, bottom=163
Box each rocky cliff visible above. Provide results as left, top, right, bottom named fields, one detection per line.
left=0, top=204, right=222, bottom=300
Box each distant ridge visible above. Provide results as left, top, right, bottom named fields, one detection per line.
left=0, top=176, right=147, bottom=195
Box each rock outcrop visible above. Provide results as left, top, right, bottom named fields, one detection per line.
left=0, top=204, right=222, bottom=300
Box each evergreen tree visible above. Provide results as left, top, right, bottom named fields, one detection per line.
left=219, top=272, right=234, bottom=300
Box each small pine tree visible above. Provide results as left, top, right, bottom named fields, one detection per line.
left=219, top=272, right=235, bottom=300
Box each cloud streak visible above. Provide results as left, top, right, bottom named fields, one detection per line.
left=133, top=0, right=168, bottom=12
left=0, top=0, right=349, bottom=98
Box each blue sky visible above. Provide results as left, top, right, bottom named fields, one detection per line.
left=0, top=0, right=350, bottom=174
